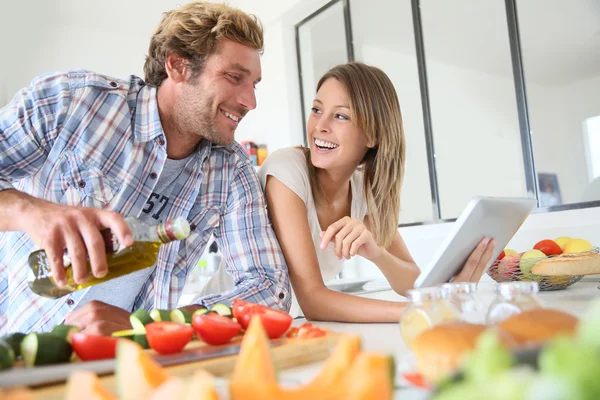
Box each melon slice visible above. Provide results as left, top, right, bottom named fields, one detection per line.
left=115, top=339, right=170, bottom=400
left=344, top=352, right=395, bottom=400
left=306, top=334, right=361, bottom=388
left=65, top=371, right=117, bottom=400
left=147, top=378, right=187, bottom=400
left=230, top=316, right=279, bottom=400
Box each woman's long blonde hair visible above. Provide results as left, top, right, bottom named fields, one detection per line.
left=303, top=62, right=406, bottom=248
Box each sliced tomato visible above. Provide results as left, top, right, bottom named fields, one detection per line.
left=232, top=299, right=293, bottom=338
left=145, top=322, right=194, bottom=355
left=285, top=327, right=299, bottom=338
left=192, top=313, right=242, bottom=346
left=402, top=373, right=429, bottom=389
left=232, top=299, right=253, bottom=329
left=71, top=333, right=119, bottom=361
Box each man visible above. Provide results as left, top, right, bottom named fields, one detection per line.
left=0, top=1, right=290, bottom=335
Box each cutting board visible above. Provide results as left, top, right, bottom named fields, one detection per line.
left=8, top=332, right=343, bottom=400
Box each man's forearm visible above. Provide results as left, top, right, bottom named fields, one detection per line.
left=0, top=189, right=37, bottom=231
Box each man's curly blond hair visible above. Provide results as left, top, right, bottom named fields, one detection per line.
left=144, top=1, right=263, bottom=87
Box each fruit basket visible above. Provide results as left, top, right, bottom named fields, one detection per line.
left=487, top=243, right=599, bottom=291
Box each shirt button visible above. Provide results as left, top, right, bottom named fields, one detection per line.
left=150, top=172, right=157, bottom=179
left=190, top=224, right=196, bottom=231
left=158, top=137, right=165, bottom=146
left=66, top=299, right=75, bottom=306
left=279, top=292, right=285, bottom=300
left=78, top=181, right=86, bottom=188
left=109, top=81, right=118, bottom=88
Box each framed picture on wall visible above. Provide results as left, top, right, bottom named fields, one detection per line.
left=538, top=172, right=562, bottom=207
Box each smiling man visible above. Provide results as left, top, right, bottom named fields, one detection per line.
left=0, top=1, right=290, bottom=335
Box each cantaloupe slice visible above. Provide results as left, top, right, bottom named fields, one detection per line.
left=147, top=377, right=187, bottom=400
left=185, top=370, right=221, bottom=400
left=344, top=352, right=394, bottom=400
left=65, top=371, right=117, bottom=400
left=115, top=338, right=170, bottom=400
left=230, top=316, right=279, bottom=400
left=306, top=334, right=361, bottom=388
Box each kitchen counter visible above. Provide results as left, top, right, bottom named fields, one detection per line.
left=277, top=274, right=600, bottom=399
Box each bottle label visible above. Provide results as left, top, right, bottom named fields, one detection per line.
left=156, top=220, right=177, bottom=243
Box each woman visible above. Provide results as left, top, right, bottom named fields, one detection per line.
left=258, top=62, right=496, bottom=322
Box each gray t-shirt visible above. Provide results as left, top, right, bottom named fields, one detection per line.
left=76, top=155, right=192, bottom=313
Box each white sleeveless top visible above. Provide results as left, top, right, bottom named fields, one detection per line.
left=193, top=147, right=369, bottom=317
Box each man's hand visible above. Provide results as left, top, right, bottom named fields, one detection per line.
left=65, top=301, right=132, bottom=336
left=453, top=238, right=497, bottom=283
left=14, top=194, right=132, bottom=286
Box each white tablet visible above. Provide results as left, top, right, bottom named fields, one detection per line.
left=413, top=196, right=537, bottom=288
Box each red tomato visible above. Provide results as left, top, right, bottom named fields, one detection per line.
left=192, top=313, right=242, bottom=345
left=533, top=239, right=562, bottom=256
left=402, top=373, right=429, bottom=389
left=71, top=333, right=119, bottom=361
left=232, top=299, right=253, bottom=329
left=285, top=327, right=299, bottom=338
left=252, top=307, right=293, bottom=339
left=145, top=322, right=194, bottom=355
left=232, top=299, right=293, bottom=338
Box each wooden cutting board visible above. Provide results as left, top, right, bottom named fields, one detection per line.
left=19, top=332, right=343, bottom=400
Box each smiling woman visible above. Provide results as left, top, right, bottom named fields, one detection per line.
left=250, top=62, right=496, bottom=322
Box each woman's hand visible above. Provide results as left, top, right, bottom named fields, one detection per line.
left=320, top=217, right=384, bottom=261
left=453, top=237, right=497, bottom=283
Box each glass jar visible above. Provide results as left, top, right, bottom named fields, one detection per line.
left=486, top=281, right=543, bottom=325
left=399, top=287, right=460, bottom=349
left=440, top=282, right=488, bottom=324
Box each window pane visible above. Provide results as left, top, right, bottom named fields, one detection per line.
left=350, top=0, right=434, bottom=224
left=517, top=0, right=600, bottom=206
left=421, top=1, right=529, bottom=218
left=297, top=1, right=348, bottom=126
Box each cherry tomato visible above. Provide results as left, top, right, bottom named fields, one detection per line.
left=71, top=333, right=119, bottom=361
left=192, top=313, right=242, bottom=345
left=145, top=322, right=194, bottom=355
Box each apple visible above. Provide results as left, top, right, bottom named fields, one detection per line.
left=496, top=253, right=521, bottom=282
left=519, top=249, right=545, bottom=281
left=563, top=238, right=593, bottom=254
left=533, top=239, right=562, bottom=256
left=504, top=249, right=518, bottom=256
left=555, top=236, right=571, bottom=250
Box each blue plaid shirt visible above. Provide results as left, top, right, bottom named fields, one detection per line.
left=0, top=70, right=290, bottom=334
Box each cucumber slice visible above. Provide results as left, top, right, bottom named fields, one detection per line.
left=21, top=333, right=72, bottom=367
left=0, top=339, right=15, bottom=369
left=112, top=329, right=142, bottom=340
left=133, top=334, right=149, bottom=349
left=51, top=325, right=80, bottom=344
left=192, top=308, right=210, bottom=317
left=210, top=303, right=232, bottom=318
left=170, top=309, right=192, bottom=324
left=2, top=333, right=25, bottom=358
left=149, top=309, right=171, bottom=322
left=130, top=309, right=153, bottom=332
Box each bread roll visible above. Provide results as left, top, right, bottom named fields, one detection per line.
left=497, top=308, right=578, bottom=346
left=411, top=322, right=487, bottom=384
left=532, top=252, right=600, bottom=276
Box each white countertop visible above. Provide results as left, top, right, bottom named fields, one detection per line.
left=277, top=274, right=600, bottom=400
